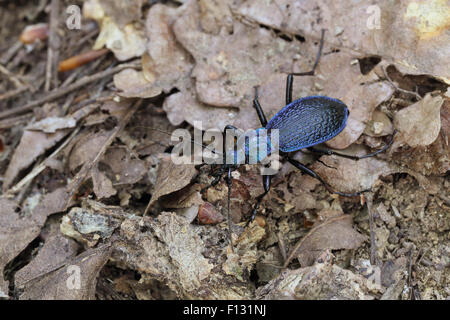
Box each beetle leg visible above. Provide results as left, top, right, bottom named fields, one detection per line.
left=307, top=130, right=396, bottom=161
left=247, top=175, right=272, bottom=225
left=286, top=29, right=325, bottom=104
left=225, top=167, right=234, bottom=251
left=287, top=157, right=370, bottom=197
left=252, top=86, right=268, bottom=127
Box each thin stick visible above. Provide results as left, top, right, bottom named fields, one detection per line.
left=0, top=62, right=139, bottom=119
left=45, top=0, right=60, bottom=91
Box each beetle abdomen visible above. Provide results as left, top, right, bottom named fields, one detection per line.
left=266, top=96, right=348, bottom=152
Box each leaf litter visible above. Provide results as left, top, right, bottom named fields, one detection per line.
left=0, top=0, right=448, bottom=300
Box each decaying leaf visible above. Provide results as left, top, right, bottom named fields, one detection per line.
left=284, top=214, right=367, bottom=267
left=18, top=245, right=111, bottom=300
left=3, top=129, right=70, bottom=191
left=114, top=4, right=193, bottom=98
left=15, top=233, right=79, bottom=288
left=101, top=147, right=147, bottom=185
left=394, top=93, right=444, bottom=148
left=91, top=164, right=117, bottom=199
left=83, top=0, right=146, bottom=61
left=0, top=199, right=41, bottom=297
left=147, top=154, right=197, bottom=208
left=238, top=0, right=450, bottom=82
left=112, top=212, right=254, bottom=299
left=256, top=262, right=382, bottom=300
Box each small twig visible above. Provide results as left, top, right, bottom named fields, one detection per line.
left=0, top=40, right=22, bottom=65
left=276, top=232, right=287, bottom=263
left=0, top=62, right=139, bottom=119
left=366, top=193, right=378, bottom=265
left=0, top=64, right=25, bottom=88
left=0, top=113, right=33, bottom=130
left=45, top=0, right=60, bottom=91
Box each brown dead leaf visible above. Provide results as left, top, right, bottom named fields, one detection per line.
left=394, top=93, right=444, bottom=148
left=92, top=164, right=117, bottom=199
left=68, top=130, right=112, bottom=172
left=0, top=199, right=41, bottom=297
left=101, top=147, right=147, bottom=185
left=147, top=154, right=197, bottom=208
left=238, top=0, right=450, bottom=82
left=3, top=129, right=70, bottom=191
left=284, top=214, right=367, bottom=267
left=114, top=4, right=193, bottom=97
left=15, top=233, right=79, bottom=288
left=19, top=244, right=111, bottom=300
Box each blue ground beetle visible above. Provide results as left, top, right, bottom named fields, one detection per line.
left=195, top=30, right=395, bottom=248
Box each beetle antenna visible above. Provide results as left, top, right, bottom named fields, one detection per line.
left=133, top=125, right=225, bottom=157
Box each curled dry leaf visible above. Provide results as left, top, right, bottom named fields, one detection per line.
left=256, top=262, right=382, bottom=300
left=114, top=3, right=193, bottom=97
left=394, top=93, right=444, bottom=148
left=284, top=214, right=367, bottom=267
left=3, top=129, right=70, bottom=191
left=147, top=154, right=197, bottom=208
left=15, top=233, right=79, bottom=288
left=312, top=148, right=440, bottom=194
left=101, top=147, right=147, bottom=185
left=83, top=0, right=146, bottom=61
left=0, top=199, right=41, bottom=297
left=19, top=245, right=111, bottom=300
left=91, top=164, right=117, bottom=199
left=238, top=0, right=450, bottom=82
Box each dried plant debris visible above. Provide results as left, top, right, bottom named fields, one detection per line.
left=237, top=0, right=450, bottom=82
left=284, top=214, right=367, bottom=267
left=18, top=245, right=111, bottom=300
left=0, top=0, right=448, bottom=301
left=147, top=154, right=197, bottom=208
left=256, top=261, right=383, bottom=300
left=83, top=0, right=146, bottom=61
left=112, top=212, right=256, bottom=299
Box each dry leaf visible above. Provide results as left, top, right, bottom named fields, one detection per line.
left=15, top=233, right=79, bottom=288
left=148, top=154, right=197, bottom=207
left=0, top=199, right=41, bottom=297
left=114, top=3, right=193, bottom=97
left=26, top=116, right=76, bottom=133
left=3, top=129, right=70, bottom=191
left=91, top=164, right=117, bottom=199
left=238, top=0, right=450, bottom=82
left=285, top=214, right=366, bottom=267
left=83, top=0, right=146, bottom=61
left=394, top=93, right=444, bottom=148
left=19, top=245, right=111, bottom=300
